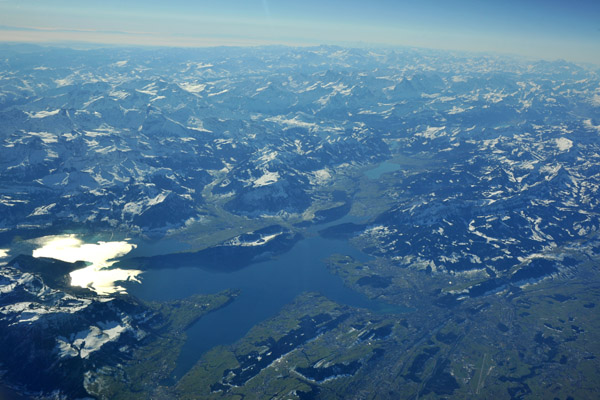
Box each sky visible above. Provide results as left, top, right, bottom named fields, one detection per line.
left=0, top=0, right=599, bottom=65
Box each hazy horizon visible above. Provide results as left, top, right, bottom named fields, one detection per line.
left=1, top=0, right=599, bottom=65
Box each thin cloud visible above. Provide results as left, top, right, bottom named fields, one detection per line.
left=0, top=24, right=152, bottom=36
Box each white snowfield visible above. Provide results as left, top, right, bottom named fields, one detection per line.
left=555, top=137, right=573, bottom=151
left=26, top=109, right=61, bottom=119
left=252, top=171, right=280, bottom=188
left=56, top=320, right=132, bottom=359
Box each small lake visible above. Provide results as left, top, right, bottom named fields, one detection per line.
left=125, top=234, right=406, bottom=381
left=364, top=161, right=402, bottom=179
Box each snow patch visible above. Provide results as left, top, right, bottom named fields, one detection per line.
left=208, top=89, right=229, bottom=97
left=109, top=90, right=129, bottom=99
left=555, top=137, right=572, bottom=151
left=54, top=77, right=73, bottom=87
left=253, top=171, right=280, bottom=187
left=309, top=169, right=332, bottom=185
left=27, top=131, right=58, bottom=144
left=58, top=321, right=130, bottom=359
left=27, top=109, right=60, bottom=119
left=266, top=115, right=319, bottom=131
left=255, top=82, right=271, bottom=92
left=148, top=191, right=168, bottom=207
left=227, top=233, right=280, bottom=247
left=179, top=82, right=206, bottom=93
left=447, top=105, right=473, bottom=115
left=416, top=126, right=446, bottom=139
left=28, top=203, right=56, bottom=217
left=187, top=117, right=212, bottom=132
left=583, top=119, right=600, bottom=133
left=123, top=201, right=143, bottom=215
left=136, top=82, right=158, bottom=96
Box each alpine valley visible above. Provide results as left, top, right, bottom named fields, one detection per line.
left=0, top=44, right=599, bottom=399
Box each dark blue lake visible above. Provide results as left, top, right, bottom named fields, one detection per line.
left=0, top=384, right=29, bottom=400
left=125, top=234, right=405, bottom=381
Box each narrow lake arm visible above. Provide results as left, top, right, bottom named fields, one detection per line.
left=85, top=289, right=239, bottom=399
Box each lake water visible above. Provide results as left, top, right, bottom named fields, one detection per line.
left=11, top=211, right=401, bottom=384
left=4, top=214, right=404, bottom=388
left=0, top=384, right=30, bottom=400
left=27, top=234, right=141, bottom=295
left=364, top=161, right=402, bottom=179
left=125, top=233, right=406, bottom=381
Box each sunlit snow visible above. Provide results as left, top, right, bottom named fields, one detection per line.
left=27, top=109, right=60, bottom=118
left=26, top=131, right=58, bottom=144
left=179, top=82, right=207, bottom=93
left=226, top=233, right=280, bottom=247
left=56, top=321, right=130, bottom=359
left=555, top=137, right=573, bottom=151
left=253, top=171, right=280, bottom=187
